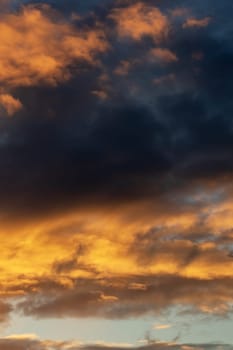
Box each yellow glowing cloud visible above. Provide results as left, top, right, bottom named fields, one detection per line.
left=0, top=187, right=232, bottom=319
left=0, top=196, right=231, bottom=290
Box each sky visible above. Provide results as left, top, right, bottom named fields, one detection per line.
left=0, top=0, right=233, bottom=349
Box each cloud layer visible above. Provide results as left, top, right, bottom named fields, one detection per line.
left=0, top=336, right=232, bottom=350
left=0, top=0, right=232, bottom=345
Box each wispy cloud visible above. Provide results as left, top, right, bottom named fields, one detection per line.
left=153, top=324, right=172, bottom=330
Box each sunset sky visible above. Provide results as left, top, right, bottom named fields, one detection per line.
left=0, top=1, right=233, bottom=349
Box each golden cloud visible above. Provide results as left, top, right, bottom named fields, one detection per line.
left=0, top=188, right=232, bottom=321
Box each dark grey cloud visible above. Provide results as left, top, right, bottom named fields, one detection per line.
left=0, top=301, right=12, bottom=324
left=0, top=0, right=232, bottom=220
left=15, top=274, right=233, bottom=319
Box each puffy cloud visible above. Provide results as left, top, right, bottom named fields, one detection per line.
left=0, top=4, right=108, bottom=94
left=0, top=3, right=109, bottom=115
left=109, top=2, right=169, bottom=41
left=0, top=94, right=22, bottom=116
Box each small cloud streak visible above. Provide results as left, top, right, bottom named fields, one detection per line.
left=183, top=17, right=211, bottom=28
left=149, top=48, right=178, bottom=63
left=153, top=324, right=172, bottom=330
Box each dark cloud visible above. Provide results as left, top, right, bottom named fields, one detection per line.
left=16, top=274, right=233, bottom=319
left=0, top=0, right=232, bottom=220
left=0, top=301, right=12, bottom=324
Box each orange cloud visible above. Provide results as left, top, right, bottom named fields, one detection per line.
left=0, top=189, right=232, bottom=320
left=183, top=17, right=211, bottom=28
left=114, top=60, right=131, bottom=76
left=0, top=5, right=108, bottom=115
left=109, top=3, right=169, bottom=41
left=149, top=48, right=178, bottom=63
left=171, top=8, right=190, bottom=17
left=0, top=5, right=108, bottom=90
left=0, top=94, right=22, bottom=116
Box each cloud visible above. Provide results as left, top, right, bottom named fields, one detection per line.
left=171, top=8, right=190, bottom=18
left=0, top=4, right=108, bottom=97
left=0, top=0, right=11, bottom=11
left=114, top=60, right=132, bottom=76
left=0, top=94, right=22, bottom=116
left=0, top=0, right=230, bottom=218
left=16, top=273, right=233, bottom=319
left=0, top=187, right=230, bottom=320
left=183, top=17, right=211, bottom=28
left=153, top=324, right=172, bottom=330
left=0, top=301, right=12, bottom=324
left=109, top=2, right=169, bottom=41
left=0, top=0, right=232, bottom=338
left=0, top=335, right=232, bottom=350
left=0, top=1, right=110, bottom=115
left=149, top=48, right=178, bottom=63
